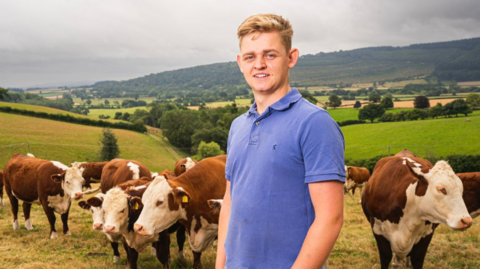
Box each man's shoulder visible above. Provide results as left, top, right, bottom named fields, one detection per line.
left=293, top=98, right=331, bottom=119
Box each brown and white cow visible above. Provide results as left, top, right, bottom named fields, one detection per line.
left=362, top=156, right=473, bottom=269
left=3, top=153, right=85, bottom=238
left=344, top=166, right=370, bottom=200
left=173, top=157, right=198, bottom=176
left=0, top=170, right=4, bottom=206
left=457, top=172, right=480, bottom=218
left=134, top=155, right=227, bottom=269
left=72, top=161, right=108, bottom=190
left=100, top=159, right=151, bottom=193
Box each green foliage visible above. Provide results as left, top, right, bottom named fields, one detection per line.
left=2, top=91, right=74, bottom=111
left=353, top=101, right=362, bottom=109
left=444, top=155, right=480, bottom=173
left=191, top=127, right=228, bottom=153
left=300, top=90, right=318, bottom=105
left=160, top=109, right=200, bottom=150
left=369, top=93, right=381, bottom=103
left=414, top=95, right=430, bottom=109
left=358, top=104, right=385, bottom=123
left=328, top=94, right=342, bottom=108
left=346, top=154, right=391, bottom=173
left=99, top=128, right=120, bottom=161
left=193, top=141, right=225, bottom=160
left=0, top=87, right=9, bottom=100
left=466, top=93, right=480, bottom=108
left=380, top=96, right=394, bottom=109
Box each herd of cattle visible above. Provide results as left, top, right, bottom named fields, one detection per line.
left=0, top=150, right=479, bottom=269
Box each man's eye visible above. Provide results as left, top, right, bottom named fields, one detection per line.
left=266, top=54, right=275, bottom=59
left=245, top=56, right=254, bottom=60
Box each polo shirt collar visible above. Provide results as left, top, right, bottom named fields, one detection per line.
left=247, top=88, right=302, bottom=117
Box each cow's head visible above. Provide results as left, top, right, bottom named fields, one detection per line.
left=51, top=166, right=85, bottom=200
left=184, top=157, right=196, bottom=170
left=102, top=187, right=131, bottom=235
left=134, top=176, right=190, bottom=238
left=405, top=158, right=473, bottom=230
left=78, top=193, right=105, bottom=230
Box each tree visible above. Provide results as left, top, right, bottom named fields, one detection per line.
left=99, top=128, right=120, bottom=161
left=300, top=90, right=318, bottom=105
left=328, top=94, right=342, bottom=109
left=353, top=101, right=362, bottom=109
left=104, top=99, right=110, bottom=106
left=0, top=87, right=9, bottom=100
left=194, top=141, right=224, bottom=160
left=380, top=96, right=394, bottom=109
left=452, top=99, right=472, bottom=117
left=358, top=104, right=385, bottom=123
left=369, top=93, right=381, bottom=103
left=466, top=93, right=480, bottom=109
left=429, top=103, right=443, bottom=119
left=414, top=95, right=430, bottom=109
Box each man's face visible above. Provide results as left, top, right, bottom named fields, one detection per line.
left=237, top=31, right=298, bottom=95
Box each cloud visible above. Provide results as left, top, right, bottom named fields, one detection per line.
left=1, top=0, right=479, bottom=88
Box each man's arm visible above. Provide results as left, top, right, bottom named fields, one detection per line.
left=216, top=181, right=231, bottom=269
left=291, top=181, right=344, bottom=269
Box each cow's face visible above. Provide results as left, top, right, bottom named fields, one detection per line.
left=78, top=193, right=105, bottom=230
left=102, top=188, right=129, bottom=235
left=409, top=160, right=472, bottom=230
left=51, top=167, right=85, bottom=199
left=134, top=176, right=189, bottom=238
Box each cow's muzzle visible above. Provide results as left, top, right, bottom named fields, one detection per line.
left=73, top=192, right=83, bottom=200
left=104, top=225, right=116, bottom=234
left=134, top=223, right=152, bottom=236
left=93, top=223, right=103, bottom=230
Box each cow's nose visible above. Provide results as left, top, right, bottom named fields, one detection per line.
left=74, top=192, right=83, bottom=199
left=93, top=223, right=103, bottom=230
left=134, top=223, right=144, bottom=234
left=460, top=217, right=473, bottom=228
left=104, top=225, right=115, bottom=233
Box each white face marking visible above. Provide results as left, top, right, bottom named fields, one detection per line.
left=103, top=188, right=129, bottom=235
left=47, top=194, right=71, bottom=214
left=90, top=193, right=105, bottom=230
left=135, top=177, right=185, bottom=236
left=127, top=162, right=140, bottom=180
left=151, top=172, right=159, bottom=178
left=188, top=216, right=219, bottom=252
left=185, top=158, right=196, bottom=170
left=51, top=161, right=68, bottom=170
left=62, top=167, right=85, bottom=199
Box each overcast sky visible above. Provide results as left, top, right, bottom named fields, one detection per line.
left=1, top=0, right=479, bottom=88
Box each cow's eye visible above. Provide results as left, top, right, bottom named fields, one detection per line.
left=156, top=200, right=163, bottom=206
left=66, top=181, right=70, bottom=185
left=120, top=209, right=125, bottom=213
left=436, top=187, right=447, bottom=195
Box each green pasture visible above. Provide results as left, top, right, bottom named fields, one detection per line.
left=88, top=107, right=147, bottom=119
left=342, top=110, right=480, bottom=159
left=73, top=97, right=158, bottom=106
left=0, top=112, right=184, bottom=172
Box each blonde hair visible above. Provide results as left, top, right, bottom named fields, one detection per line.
left=237, top=14, right=293, bottom=52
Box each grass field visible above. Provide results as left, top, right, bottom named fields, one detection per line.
left=0, top=190, right=478, bottom=269
left=342, top=110, right=480, bottom=159
left=88, top=107, right=148, bottom=119
left=0, top=113, right=185, bottom=172
left=72, top=97, right=159, bottom=106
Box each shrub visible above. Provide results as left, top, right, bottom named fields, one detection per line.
left=99, top=128, right=120, bottom=161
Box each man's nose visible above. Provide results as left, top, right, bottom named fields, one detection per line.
left=254, top=57, right=266, bottom=69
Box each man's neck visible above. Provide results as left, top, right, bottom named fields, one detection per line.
left=253, top=86, right=291, bottom=115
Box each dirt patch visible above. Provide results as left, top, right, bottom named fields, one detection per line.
left=458, top=81, right=480, bottom=86
left=394, top=98, right=461, bottom=108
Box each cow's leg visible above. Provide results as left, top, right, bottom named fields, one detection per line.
left=61, top=202, right=72, bottom=235
left=373, top=233, right=393, bottom=269
left=192, top=251, right=202, bottom=269
left=409, top=233, right=434, bottom=269
left=176, top=225, right=186, bottom=259
left=83, top=176, right=92, bottom=191
left=23, top=202, right=34, bottom=230
left=111, top=242, right=120, bottom=263
left=155, top=230, right=171, bottom=268
left=0, top=188, right=4, bottom=206
left=8, top=194, right=20, bottom=230
left=123, top=240, right=139, bottom=269
left=41, top=202, right=58, bottom=239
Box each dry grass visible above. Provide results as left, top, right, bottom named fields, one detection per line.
left=0, top=190, right=478, bottom=269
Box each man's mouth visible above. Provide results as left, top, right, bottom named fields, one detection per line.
left=254, top=74, right=269, bottom=78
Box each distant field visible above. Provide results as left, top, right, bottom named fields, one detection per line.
left=73, top=97, right=158, bottom=106
left=88, top=107, right=147, bottom=119
left=0, top=112, right=184, bottom=172
left=458, top=81, right=480, bottom=86
left=342, top=110, right=480, bottom=159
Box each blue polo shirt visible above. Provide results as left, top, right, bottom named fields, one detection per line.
left=224, top=88, right=345, bottom=269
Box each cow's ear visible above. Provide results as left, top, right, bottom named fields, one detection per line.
left=87, top=197, right=103, bottom=207
left=129, top=197, right=143, bottom=212
left=51, top=172, right=66, bottom=183
left=78, top=200, right=91, bottom=210
left=173, top=188, right=191, bottom=207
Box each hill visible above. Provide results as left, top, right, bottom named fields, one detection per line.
left=0, top=112, right=183, bottom=172
left=91, top=37, right=480, bottom=97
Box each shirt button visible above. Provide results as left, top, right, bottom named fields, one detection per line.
left=256, top=121, right=260, bottom=125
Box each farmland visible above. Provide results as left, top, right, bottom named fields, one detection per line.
left=0, top=189, right=478, bottom=268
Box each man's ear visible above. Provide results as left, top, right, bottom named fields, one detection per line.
left=237, top=54, right=244, bottom=73
left=288, top=48, right=299, bottom=69
left=51, top=172, right=65, bottom=183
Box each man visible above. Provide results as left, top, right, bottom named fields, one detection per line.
left=216, top=14, right=345, bottom=269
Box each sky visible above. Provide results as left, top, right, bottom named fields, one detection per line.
left=1, top=0, right=480, bottom=88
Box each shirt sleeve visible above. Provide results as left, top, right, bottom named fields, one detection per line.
left=300, top=110, right=346, bottom=183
